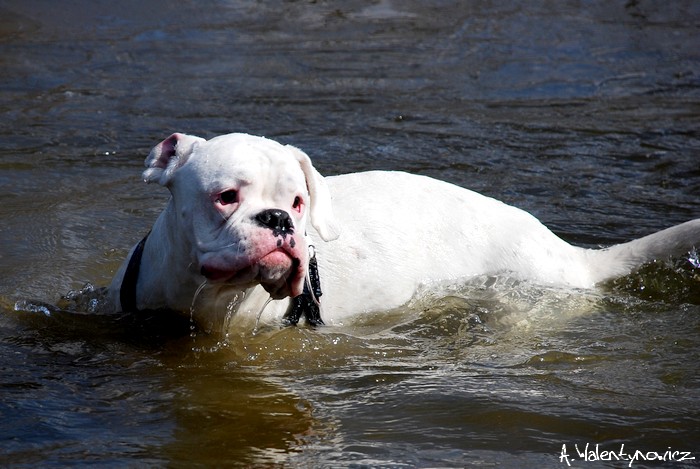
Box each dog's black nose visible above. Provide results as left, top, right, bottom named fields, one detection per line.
left=255, top=209, right=294, bottom=236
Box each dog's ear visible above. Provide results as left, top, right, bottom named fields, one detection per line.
left=142, top=133, right=206, bottom=186
left=286, top=144, right=340, bottom=242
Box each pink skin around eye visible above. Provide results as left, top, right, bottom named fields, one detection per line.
left=292, top=196, right=304, bottom=214
left=212, top=190, right=241, bottom=218
left=212, top=192, right=303, bottom=218
left=218, top=190, right=238, bottom=205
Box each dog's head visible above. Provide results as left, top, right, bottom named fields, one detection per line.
left=142, top=132, right=339, bottom=299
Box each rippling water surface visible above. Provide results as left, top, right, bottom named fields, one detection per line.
left=1, top=1, right=699, bottom=467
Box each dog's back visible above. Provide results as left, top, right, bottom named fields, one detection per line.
left=311, top=171, right=699, bottom=320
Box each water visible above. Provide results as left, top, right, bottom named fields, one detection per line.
left=1, top=0, right=700, bottom=466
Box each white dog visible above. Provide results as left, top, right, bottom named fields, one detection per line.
left=109, top=132, right=700, bottom=328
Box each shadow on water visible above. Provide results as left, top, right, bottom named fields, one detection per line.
left=2, top=294, right=323, bottom=466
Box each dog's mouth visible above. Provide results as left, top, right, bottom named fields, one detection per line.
left=200, top=249, right=303, bottom=299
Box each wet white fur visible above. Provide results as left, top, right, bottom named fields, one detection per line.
left=109, top=133, right=700, bottom=327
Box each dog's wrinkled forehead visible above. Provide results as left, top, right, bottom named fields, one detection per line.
left=144, top=132, right=340, bottom=241
left=187, top=134, right=306, bottom=194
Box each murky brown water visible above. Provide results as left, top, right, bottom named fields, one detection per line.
left=1, top=1, right=699, bottom=467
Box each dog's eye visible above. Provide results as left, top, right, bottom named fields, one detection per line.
left=217, top=190, right=238, bottom=205
left=292, top=196, right=302, bottom=212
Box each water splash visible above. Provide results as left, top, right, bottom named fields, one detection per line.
left=687, top=247, right=700, bottom=269
left=608, top=254, right=700, bottom=304
left=253, top=297, right=274, bottom=335
left=187, top=285, right=254, bottom=354
left=56, top=282, right=110, bottom=313
left=13, top=299, right=52, bottom=317
left=219, top=291, right=246, bottom=347
left=189, top=281, right=209, bottom=339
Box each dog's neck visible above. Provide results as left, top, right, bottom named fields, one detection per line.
left=119, top=233, right=325, bottom=327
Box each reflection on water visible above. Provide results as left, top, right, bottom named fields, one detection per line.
left=1, top=0, right=699, bottom=466
left=6, top=263, right=699, bottom=466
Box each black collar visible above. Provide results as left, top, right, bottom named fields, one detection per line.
left=120, top=234, right=325, bottom=326
left=284, top=246, right=325, bottom=327
left=119, top=231, right=150, bottom=312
